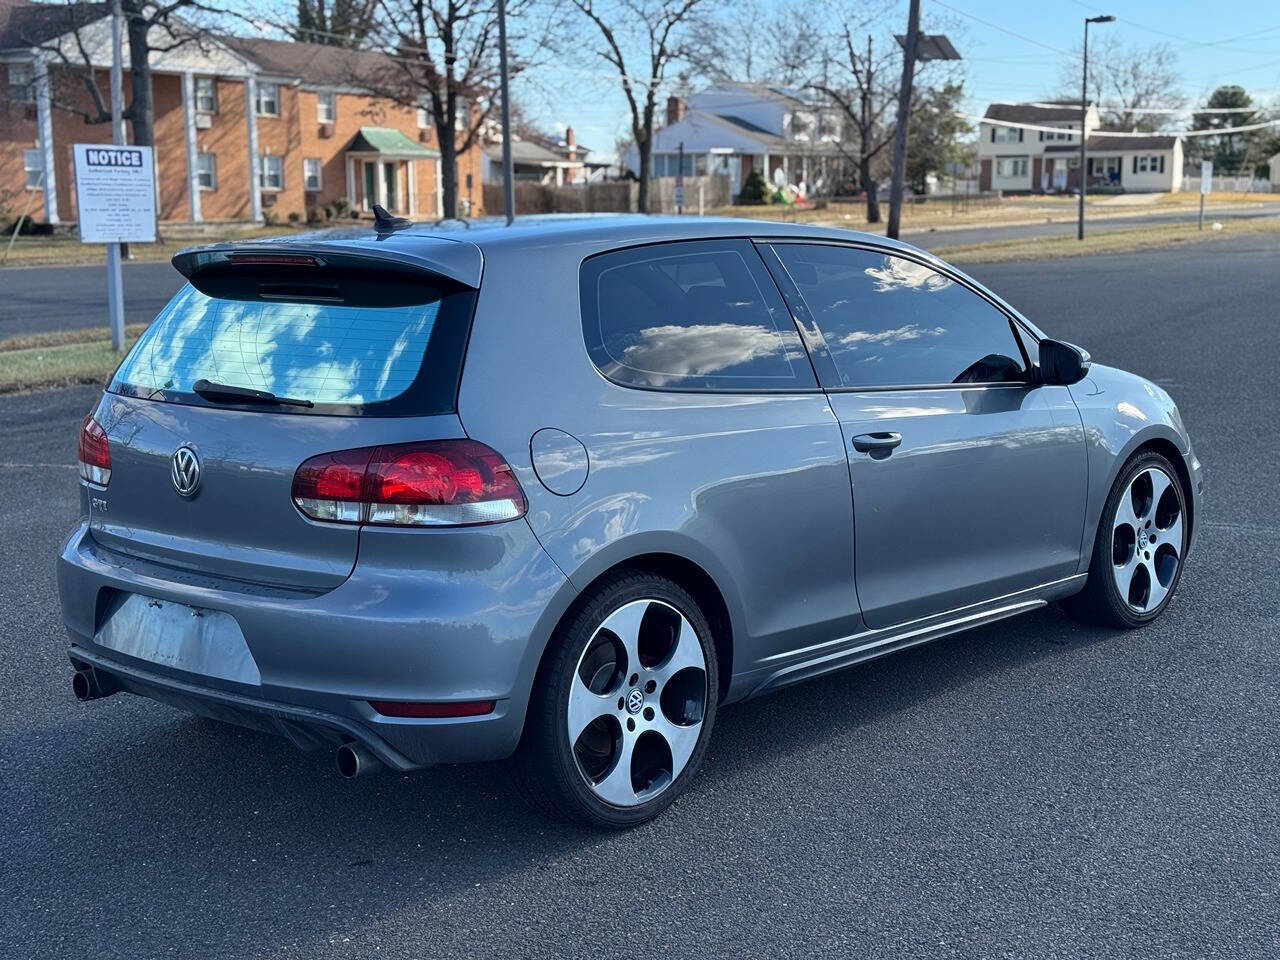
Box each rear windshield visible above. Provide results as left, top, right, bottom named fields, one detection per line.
left=110, top=283, right=475, bottom=416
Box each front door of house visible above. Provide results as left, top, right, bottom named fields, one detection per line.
left=362, top=162, right=376, bottom=211
left=383, top=162, right=398, bottom=212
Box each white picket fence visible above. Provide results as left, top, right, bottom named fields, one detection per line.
left=1181, top=175, right=1273, bottom=193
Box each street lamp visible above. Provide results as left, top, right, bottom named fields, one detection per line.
left=1078, top=14, right=1114, bottom=240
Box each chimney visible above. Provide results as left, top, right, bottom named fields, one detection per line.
left=565, top=125, right=576, bottom=160
left=666, top=96, right=685, bottom=127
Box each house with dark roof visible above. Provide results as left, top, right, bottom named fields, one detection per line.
left=622, top=81, right=844, bottom=201
left=481, top=126, right=603, bottom=186
left=977, top=100, right=1183, bottom=194
left=1, top=0, right=486, bottom=225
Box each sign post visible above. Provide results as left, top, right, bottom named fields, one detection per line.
left=73, top=144, right=156, bottom=350
left=1199, top=160, right=1213, bottom=231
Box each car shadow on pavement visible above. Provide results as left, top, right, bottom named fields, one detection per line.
left=10, top=601, right=1123, bottom=958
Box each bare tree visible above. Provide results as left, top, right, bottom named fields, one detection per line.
left=574, top=0, right=709, bottom=213
left=367, top=0, right=557, bottom=218
left=1058, top=36, right=1183, bottom=131
left=684, top=0, right=822, bottom=87
left=29, top=0, right=225, bottom=149
left=810, top=26, right=899, bottom=223
left=294, top=0, right=379, bottom=46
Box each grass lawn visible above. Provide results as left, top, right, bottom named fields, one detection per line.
left=934, top=215, right=1280, bottom=264
left=0, top=325, right=141, bottom=394
left=0, top=225, right=297, bottom=268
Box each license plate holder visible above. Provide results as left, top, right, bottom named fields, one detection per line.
left=95, top=593, right=261, bottom=685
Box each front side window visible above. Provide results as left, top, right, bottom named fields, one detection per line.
left=992, top=126, right=1021, bottom=143
left=772, top=244, right=1027, bottom=389
left=194, top=76, right=217, bottom=113
left=196, top=153, right=217, bottom=189
left=256, top=82, right=279, bottom=116
left=8, top=62, right=34, bottom=102
left=581, top=239, right=814, bottom=391
left=260, top=154, right=283, bottom=190
left=316, top=90, right=335, bottom=123
left=23, top=148, right=43, bottom=189
left=303, top=157, right=322, bottom=191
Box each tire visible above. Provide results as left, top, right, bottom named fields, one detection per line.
left=513, top=570, right=719, bottom=828
left=1063, top=450, right=1189, bottom=628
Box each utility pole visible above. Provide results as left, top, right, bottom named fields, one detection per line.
left=497, top=0, right=515, bottom=225
left=1078, top=14, right=1114, bottom=241
left=106, top=0, right=126, bottom=350
left=861, top=35, right=876, bottom=224
left=886, top=0, right=920, bottom=240
left=886, top=14, right=959, bottom=239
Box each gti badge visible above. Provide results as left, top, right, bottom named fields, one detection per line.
left=171, top=445, right=202, bottom=498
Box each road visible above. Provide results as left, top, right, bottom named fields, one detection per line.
left=3, top=203, right=1279, bottom=337
left=3, top=235, right=1279, bottom=959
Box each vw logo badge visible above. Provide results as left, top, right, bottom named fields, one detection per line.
left=171, top=445, right=202, bottom=498
left=626, top=688, right=645, bottom=715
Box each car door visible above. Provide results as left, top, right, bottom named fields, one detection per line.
left=761, top=241, right=1088, bottom=630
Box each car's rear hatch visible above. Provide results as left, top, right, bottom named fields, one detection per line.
left=87, top=237, right=481, bottom=592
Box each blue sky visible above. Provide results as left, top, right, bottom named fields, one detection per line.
left=522, top=1, right=1280, bottom=162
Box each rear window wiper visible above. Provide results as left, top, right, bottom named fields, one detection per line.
left=192, top=378, right=314, bottom=408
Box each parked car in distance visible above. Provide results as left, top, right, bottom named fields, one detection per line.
left=58, top=215, right=1204, bottom=827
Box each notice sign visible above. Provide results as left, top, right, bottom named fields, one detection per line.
left=73, top=144, right=157, bottom=243
left=1200, top=160, right=1213, bottom=196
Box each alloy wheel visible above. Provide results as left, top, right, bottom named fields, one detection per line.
left=1111, top=465, right=1184, bottom=614
left=567, top=599, right=708, bottom=807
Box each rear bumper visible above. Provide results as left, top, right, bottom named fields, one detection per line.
left=57, top=520, right=570, bottom=766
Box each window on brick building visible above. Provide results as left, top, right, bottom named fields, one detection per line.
left=194, top=76, right=217, bottom=113
left=256, top=82, right=280, bottom=116
left=197, top=153, right=217, bottom=190
left=260, top=154, right=284, bottom=190
left=8, top=62, right=34, bottom=102
left=23, top=148, right=44, bottom=189
left=317, top=91, right=336, bottom=123
left=303, top=157, right=322, bottom=191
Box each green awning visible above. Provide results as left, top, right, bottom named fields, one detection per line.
left=346, top=127, right=439, bottom=158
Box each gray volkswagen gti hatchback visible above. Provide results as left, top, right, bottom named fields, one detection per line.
left=58, top=215, right=1203, bottom=827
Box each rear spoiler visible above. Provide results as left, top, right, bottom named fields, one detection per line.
left=171, top=234, right=483, bottom=291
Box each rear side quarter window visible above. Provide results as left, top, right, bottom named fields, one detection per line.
left=580, top=239, right=815, bottom=391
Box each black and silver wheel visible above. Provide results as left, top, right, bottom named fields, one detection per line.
left=1064, top=450, right=1189, bottom=628
left=514, top=571, right=718, bottom=827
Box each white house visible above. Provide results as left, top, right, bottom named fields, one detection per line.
left=624, top=82, right=844, bottom=200
left=977, top=101, right=1183, bottom=194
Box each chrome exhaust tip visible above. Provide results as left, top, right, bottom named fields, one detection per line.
left=72, top=667, right=117, bottom=702
left=335, top=741, right=381, bottom=779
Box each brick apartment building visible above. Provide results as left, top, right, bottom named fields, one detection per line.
left=0, top=0, right=484, bottom=227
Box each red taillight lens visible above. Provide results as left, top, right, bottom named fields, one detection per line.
left=368, top=699, right=496, bottom=718
left=291, top=440, right=526, bottom=527
left=290, top=448, right=373, bottom=522
left=77, top=415, right=111, bottom=486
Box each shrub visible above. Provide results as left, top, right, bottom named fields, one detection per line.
left=287, top=210, right=301, bottom=224
left=738, top=169, right=769, bottom=205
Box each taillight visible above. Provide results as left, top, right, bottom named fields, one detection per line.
left=291, top=440, right=526, bottom=527
left=77, top=415, right=111, bottom=486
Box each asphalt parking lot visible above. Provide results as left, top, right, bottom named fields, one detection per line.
left=3, top=235, right=1278, bottom=958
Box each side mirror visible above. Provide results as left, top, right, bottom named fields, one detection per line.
left=1038, top=338, right=1091, bottom=385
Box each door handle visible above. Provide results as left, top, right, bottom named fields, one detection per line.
left=851, top=431, right=903, bottom=454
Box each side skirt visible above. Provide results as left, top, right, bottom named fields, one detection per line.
left=743, top=574, right=1087, bottom=699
